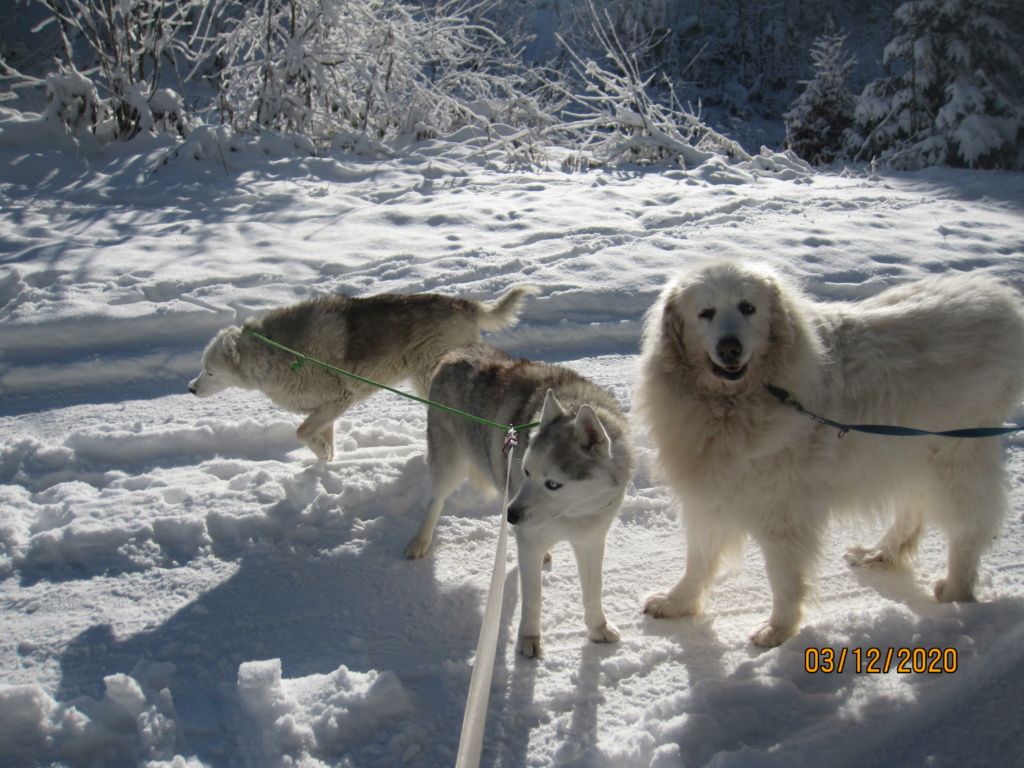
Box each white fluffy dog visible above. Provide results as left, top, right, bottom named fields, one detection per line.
left=635, top=260, right=1024, bottom=647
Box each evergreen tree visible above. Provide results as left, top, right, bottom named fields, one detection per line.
left=783, top=16, right=857, bottom=165
left=848, top=0, right=1023, bottom=170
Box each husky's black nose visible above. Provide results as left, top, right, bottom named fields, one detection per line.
left=716, top=336, right=743, bottom=366
left=507, top=505, right=524, bottom=525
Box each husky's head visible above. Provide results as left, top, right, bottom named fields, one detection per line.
left=188, top=326, right=246, bottom=397
left=507, top=390, right=626, bottom=528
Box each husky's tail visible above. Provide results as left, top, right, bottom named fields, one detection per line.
left=476, top=285, right=541, bottom=331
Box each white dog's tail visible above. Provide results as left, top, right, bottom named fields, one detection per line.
left=476, top=285, right=541, bottom=331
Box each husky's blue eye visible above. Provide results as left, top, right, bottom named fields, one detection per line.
left=544, top=480, right=562, bottom=491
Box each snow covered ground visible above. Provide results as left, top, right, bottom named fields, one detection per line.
left=2, top=115, right=1024, bottom=768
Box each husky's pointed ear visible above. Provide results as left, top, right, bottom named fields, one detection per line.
left=540, top=389, right=566, bottom=427
left=575, top=404, right=611, bottom=458
left=222, top=327, right=243, bottom=365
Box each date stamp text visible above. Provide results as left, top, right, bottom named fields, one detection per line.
left=804, top=647, right=958, bottom=674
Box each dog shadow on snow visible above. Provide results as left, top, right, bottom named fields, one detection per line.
left=486, top=547, right=1024, bottom=768
left=53, top=454, right=498, bottom=761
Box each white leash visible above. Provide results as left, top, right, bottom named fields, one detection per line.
left=454, top=428, right=518, bottom=768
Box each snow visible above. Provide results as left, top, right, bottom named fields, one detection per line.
left=2, top=109, right=1024, bottom=768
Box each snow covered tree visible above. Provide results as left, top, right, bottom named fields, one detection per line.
left=848, top=0, right=1023, bottom=170
left=202, top=0, right=539, bottom=152
left=23, top=0, right=191, bottom=141
left=550, top=6, right=751, bottom=168
left=784, top=16, right=857, bottom=165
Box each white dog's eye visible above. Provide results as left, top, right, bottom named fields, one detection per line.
left=698, top=308, right=716, bottom=321
left=739, top=301, right=756, bottom=316
left=544, top=480, right=562, bottom=491
left=523, top=468, right=531, bottom=477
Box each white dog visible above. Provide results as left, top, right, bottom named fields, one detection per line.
left=189, top=287, right=537, bottom=460
left=406, top=343, right=635, bottom=658
left=635, top=260, right=1024, bottom=647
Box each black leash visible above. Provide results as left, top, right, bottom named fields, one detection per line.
left=764, top=384, right=1024, bottom=439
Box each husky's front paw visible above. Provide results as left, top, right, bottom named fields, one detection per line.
left=749, top=621, right=795, bottom=648
left=588, top=621, right=620, bottom=644
left=404, top=537, right=431, bottom=560
left=299, top=433, right=333, bottom=461
left=516, top=635, right=543, bottom=659
left=643, top=593, right=698, bottom=619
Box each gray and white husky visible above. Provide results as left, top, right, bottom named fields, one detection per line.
left=189, top=287, right=538, bottom=460
left=406, top=343, right=635, bottom=658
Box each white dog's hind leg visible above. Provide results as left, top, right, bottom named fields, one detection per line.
left=930, top=441, right=1006, bottom=603
left=845, top=499, right=925, bottom=569
left=571, top=535, right=620, bottom=644
left=750, top=533, right=817, bottom=648
left=516, top=531, right=548, bottom=658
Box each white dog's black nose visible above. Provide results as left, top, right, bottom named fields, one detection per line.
left=717, top=336, right=744, bottom=366
left=188, top=382, right=197, bottom=395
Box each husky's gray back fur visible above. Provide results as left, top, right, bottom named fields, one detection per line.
left=426, top=344, right=633, bottom=495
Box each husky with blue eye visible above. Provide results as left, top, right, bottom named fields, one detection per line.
left=406, top=343, right=635, bottom=659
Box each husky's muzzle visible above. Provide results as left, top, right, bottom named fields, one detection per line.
left=507, top=504, right=525, bottom=525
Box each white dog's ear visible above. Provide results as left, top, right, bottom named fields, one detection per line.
left=575, top=404, right=611, bottom=458
left=766, top=276, right=797, bottom=355
left=661, top=298, right=686, bottom=357
left=222, top=327, right=243, bottom=365
left=540, top=389, right=566, bottom=427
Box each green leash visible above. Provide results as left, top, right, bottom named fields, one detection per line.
left=243, top=328, right=540, bottom=433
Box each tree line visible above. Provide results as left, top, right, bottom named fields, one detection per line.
left=1, top=0, right=1021, bottom=170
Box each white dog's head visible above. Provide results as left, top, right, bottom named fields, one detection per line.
left=506, top=390, right=627, bottom=529
left=655, top=261, right=799, bottom=392
left=188, top=326, right=246, bottom=397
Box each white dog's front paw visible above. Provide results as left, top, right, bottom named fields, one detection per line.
left=643, top=592, right=698, bottom=619
left=517, top=635, right=543, bottom=659
left=404, top=537, right=431, bottom=560
left=749, top=621, right=795, bottom=648
left=933, top=578, right=975, bottom=603
left=588, top=621, right=621, bottom=644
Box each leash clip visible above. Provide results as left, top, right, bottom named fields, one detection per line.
left=502, top=427, right=519, bottom=456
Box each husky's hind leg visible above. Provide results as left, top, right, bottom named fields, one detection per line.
left=405, top=424, right=470, bottom=559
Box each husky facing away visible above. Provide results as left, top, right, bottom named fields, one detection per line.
left=189, top=287, right=538, bottom=460
left=406, top=343, right=635, bottom=658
